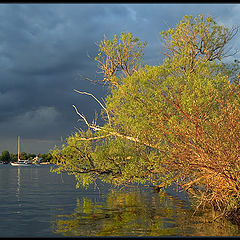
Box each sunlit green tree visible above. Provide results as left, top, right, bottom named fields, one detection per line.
left=51, top=15, right=240, bottom=220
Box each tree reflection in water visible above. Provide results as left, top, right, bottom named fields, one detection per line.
left=51, top=187, right=240, bottom=237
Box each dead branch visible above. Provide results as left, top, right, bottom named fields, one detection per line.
left=74, top=89, right=111, bottom=126
left=72, top=104, right=166, bottom=152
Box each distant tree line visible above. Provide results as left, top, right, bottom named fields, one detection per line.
left=0, top=150, right=53, bottom=163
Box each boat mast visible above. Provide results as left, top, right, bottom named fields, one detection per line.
left=18, top=136, right=20, bottom=162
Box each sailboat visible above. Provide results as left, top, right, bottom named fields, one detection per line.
left=10, top=136, right=31, bottom=167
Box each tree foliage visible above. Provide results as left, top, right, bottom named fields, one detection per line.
left=161, top=14, right=238, bottom=73
left=94, top=32, right=146, bottom=88
left=0, top=150, right=10, bottom=162
left=51, top=15, right=240, bottom=217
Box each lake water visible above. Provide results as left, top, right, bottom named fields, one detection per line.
left=0, top=164, right=239, bottom=237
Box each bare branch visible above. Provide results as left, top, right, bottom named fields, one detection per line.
left=72, top=105, right=90, bottom=127
left=72, top=104, right=164, bottom=151
left=74, top=89, right=111, bottom=126
left=77, top=134, right=111, bottom=141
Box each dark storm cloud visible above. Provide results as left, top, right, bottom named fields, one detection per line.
left=0, top=4, right=137, bottom=152
left=0, top=3, right=239, bottom=153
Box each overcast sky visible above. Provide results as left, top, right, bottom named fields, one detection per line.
left=0, top=3, right=239, bottom=154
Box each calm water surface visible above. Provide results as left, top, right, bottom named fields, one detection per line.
left=0, top=164, right=239, bottom=237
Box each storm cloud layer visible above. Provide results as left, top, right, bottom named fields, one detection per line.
left=0, top=4, right=239, bottom=153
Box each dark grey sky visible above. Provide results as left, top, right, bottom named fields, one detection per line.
left=0, top=3, right=239, bottom=154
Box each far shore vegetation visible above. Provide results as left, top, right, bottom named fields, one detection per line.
left=0, top=150, right=52, bottom=163
left=50, top=15, right=240, bottom=225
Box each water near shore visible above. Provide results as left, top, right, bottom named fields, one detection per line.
left=0, top=164, right=239, bottom=237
